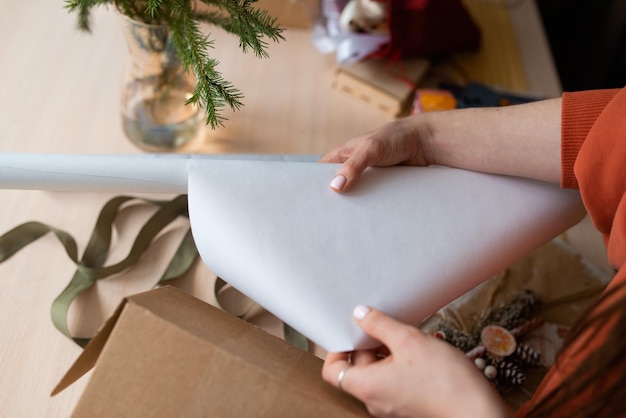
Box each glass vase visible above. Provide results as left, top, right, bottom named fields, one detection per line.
left=120, top=15, right=202, bottom=151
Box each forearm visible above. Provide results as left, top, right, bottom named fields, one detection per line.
left=421, top=98, right=562, bottom=183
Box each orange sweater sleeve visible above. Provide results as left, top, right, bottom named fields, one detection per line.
left=517, top=88, right=626, bottom=417
left=561, top=89, right=620, bottom=190
left=566, top=88, right=626, bottom=268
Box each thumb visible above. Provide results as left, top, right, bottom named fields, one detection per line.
left=353, top=305, right=424, bottom=353
left=329, top=159, right=366, bottom=192
left=329, top=146, right=381, bottom=192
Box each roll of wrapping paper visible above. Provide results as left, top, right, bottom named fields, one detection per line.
left=0, top=153, right=585, bottom=351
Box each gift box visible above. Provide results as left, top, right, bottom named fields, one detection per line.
left=52, top=286, right=370, bottom=417
left=332, top=57, right=430, bottom=116
left=254, top=0, right=320, bottom=29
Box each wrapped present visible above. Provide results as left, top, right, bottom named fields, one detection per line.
left=421, top=239, right=610, bottom=410
left=333, top=57, right=430, bottom=116
left=255, top=0, right=320, bottom=29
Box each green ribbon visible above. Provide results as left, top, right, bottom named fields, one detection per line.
left=0, top=195, right=197, bottom=347
left=214, top=276, right=309, bottom=351
left=0, top=194, right=308, bottom=351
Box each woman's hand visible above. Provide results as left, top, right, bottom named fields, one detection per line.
left=322, top=306, right=512, bottom=418
left=321, top=98, right=563, bottom=192
left=319, top=117, right=433, bottom=192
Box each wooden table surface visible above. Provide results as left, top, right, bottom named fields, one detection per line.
left=0, top=0, right=562, bottom=416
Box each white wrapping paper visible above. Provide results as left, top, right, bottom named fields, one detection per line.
left=187, top=160, right=585, bottom=351
left=0, top=153, right=317, bottom=193
left=0, top=154, right=585, bottom=351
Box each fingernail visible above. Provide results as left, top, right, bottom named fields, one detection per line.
left=330, top=175, right=347, bottom=191
left=353, top=305, right=371, bottom=320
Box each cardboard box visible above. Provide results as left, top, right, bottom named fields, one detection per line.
left=333, top=58, right=430, bottom=117
left=254, top=0, right=320, bottom=29
left=53, top=286, right=370, bottom=417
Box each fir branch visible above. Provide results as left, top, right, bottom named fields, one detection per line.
left=145, top=0, right=163, bottom=17
left=169, top=0, right=244, bottom=128
left=114, top=0, right=161, bottom=24
left=65, top=0, right=110, bottom=31
left=204, top=0, right=284, bottom=58
left=64, top=0, right=282, bottom=128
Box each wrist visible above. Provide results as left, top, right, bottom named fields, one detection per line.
left=413, top=111, right=440, bottom=167
left=482, top=400, right=514, bottom=418
left=473, top=387, right=514, bottom=418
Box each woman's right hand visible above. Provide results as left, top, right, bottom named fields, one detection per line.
left=320, top=98, right=563, bottom=191
left=319, top=117, right=433, bottom=192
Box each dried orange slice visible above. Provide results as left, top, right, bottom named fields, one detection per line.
left=481, top=325, right=517, bottom=357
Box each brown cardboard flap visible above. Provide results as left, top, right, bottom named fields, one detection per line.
left=57, top=286, right=370, bottom=417
left=51, top=300, right=128, bottom=396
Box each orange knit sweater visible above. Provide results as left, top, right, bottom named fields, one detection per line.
left=516, top=87, right=626, bottom=416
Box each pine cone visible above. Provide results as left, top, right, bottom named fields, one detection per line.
left=434, top=323, right=478, bottom=352
left=484, top=351, right=504, bottom=366
left=495, top=360, right=525, bottom=391
left=477, top=289, right=542, bottom=331
left=512, top=343, right=541, bottom=367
